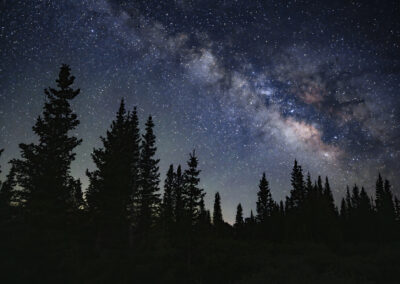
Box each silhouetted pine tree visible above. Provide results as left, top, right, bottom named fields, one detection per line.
left=324, top=177, right=336, bottom=214
left=340, top=198, right=347, bottom=219
left=13, top=64, right=82, bottom=226
left=213, top=192, right=223, bottom=226
left=375, top=173, right=384, bottom=211
left=351, top=184, right=360, bottom=209
left=86, top=100, right=139, bottom=247
left=383, top=179, right=396, bottom=219
left=395, top=197, right=400, bottom=222
left=375, top=178, right=396, bottom=241
left=0, top=157, right=18, bottom=221
left=126, top=107, right=141, bottom=223
left=250, top=210, right=255, bottom=223
left=137, top=116, right=161, bottom=232
left=198, top=196, right=210, bottom=230
left=234, top=203, right=244, bottom=228
left=345, top=186, right=352, bottom=212
left=173, top=165, right=185, bottom=225
left=183, top=150, right=204, bottom=226
left=285, top=160, right=307, bottom=240
left=162, top=164, right=175, bottom=230
left=286, top=160, right=305, bottom=211
left=256, top=173, right=274, bottom=223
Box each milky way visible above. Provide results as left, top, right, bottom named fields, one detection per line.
left=1, top=0, right=399, bottom=222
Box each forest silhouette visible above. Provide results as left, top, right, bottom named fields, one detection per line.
left=1, top=65, right=400, bottom=283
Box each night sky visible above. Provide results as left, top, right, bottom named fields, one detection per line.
left=1, top=0, right=399, bottom=222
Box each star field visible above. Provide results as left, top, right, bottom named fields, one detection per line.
left=1, top=0, right=399, bottom=222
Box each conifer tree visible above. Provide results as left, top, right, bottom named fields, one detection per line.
left=395, top=197, right=400, bottom=221
left=250, top=210, right=255, bottom=223
left=137, top=116, right=161, bottom=231
left=183, top=150, right=204, bottom=226
left=0, top=160, right=18, bottom=219
left=324, top=177, right=336, bottom=214
left=375, top=173, right=384, bottom=211
left=345, top=186, right=352, bottom=212
left=351, top=184, right=360, bottom=209
left=173, top=165, right=185, bottom=224
left=87, top=100, right=132, bottom=214
left=256, top=173, right=274, bottom=223
left=305, top=173, right=313, bottom=195
left=287, top=160, right=305, bottom=210
left=126, top=107, right=141, bottom=217
left=13, top=64, right=81, bottom=224
left=162, top=164, right=175, bottom=228
left=86, top=100, right=141, bottom=247
left=234, top=203, right=244, bottom=228
left=340, top=198, right=347, bottom=219
left=198, top=196, right=210, bottom=228
left=383, top=179, right=396, bottom=219
left=213, top=192, right=223, bottom=225
left=359, top=187, right=372, bottom=215
left=317, top=176, right=323, bottom=194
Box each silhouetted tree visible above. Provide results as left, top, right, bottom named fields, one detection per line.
left=256, top=173, right=274, bottom=223
left=183, top=150, right=204, bottom=226
left=234, top=203, right=244, bottom=228
left=324, top=177, right=336, bottom=214
left=395, top=197, right=400, bottom=222
left=173, top=165, right=185, bottom=224
left=13, top=64, right=82, bottom=225
left=286, top=160, right=305, bottom=211
left=162, top=164, right=175, bottom=230
left=126, top=107, right=141, bottom=224
left=198, top=196, right=211, bottom=229
left=375, top=173, right=384, bottom=211
left=213, top=192, right=223, bottom=226
left=86, top=100, right=139, bottom=247
left=0, top=157, right=19, bottom=220
left=137, top=115, right=161, bottom=232
left=340, top=198, right=347, bottom=219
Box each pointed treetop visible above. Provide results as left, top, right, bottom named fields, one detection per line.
left=50, top=64, right=80, bottom=99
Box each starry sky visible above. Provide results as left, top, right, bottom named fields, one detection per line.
left=1, top=0, right=400, bottom=222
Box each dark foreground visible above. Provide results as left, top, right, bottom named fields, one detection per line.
left=1, top=228, right=399, bottom=284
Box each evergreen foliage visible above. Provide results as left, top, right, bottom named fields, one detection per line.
left=2, top=64, right=400, bottom=284
left=12, top=64, right=82, bottom=225
left=182, top=150, right=204, bottom=226
left=213, top=192, right=223, bottom=225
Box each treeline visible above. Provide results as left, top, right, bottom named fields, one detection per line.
left=0, top=65, right=400, bottom=283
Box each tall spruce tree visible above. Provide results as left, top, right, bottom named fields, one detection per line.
left=395, top=197, right=400, bottom=221
left=340, top=198, right=347, bottom=219
left=137, top=116, right=161, bottom=232
left=0, top=155, right=18, bottom=220
left=287, top=160, right=305, bottom=210
left=375, top=173, right=384, bottom=211
left=213, top=192, right=223, bottom=225
left=162, top=164, right=175, bottom=228
left=256, top=172, right=274, bottom=223
left=323, top=177, right=336, bottom=214
left=86, top=100, right=139, bottom=244
left=183, top=150, right=204, bottom=226
left=126, top=107, right=141, bottom=218
left=234, top=203, right=244, bottom=228
left=173, top=165, right=185, bottom=224
left=383, top=179, right=396, bottom=219
left=345, top=186, right=352, bottom=212
left=13, top=64, right=82, bottom=224
left=198, top=195, right=210, bottom=228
